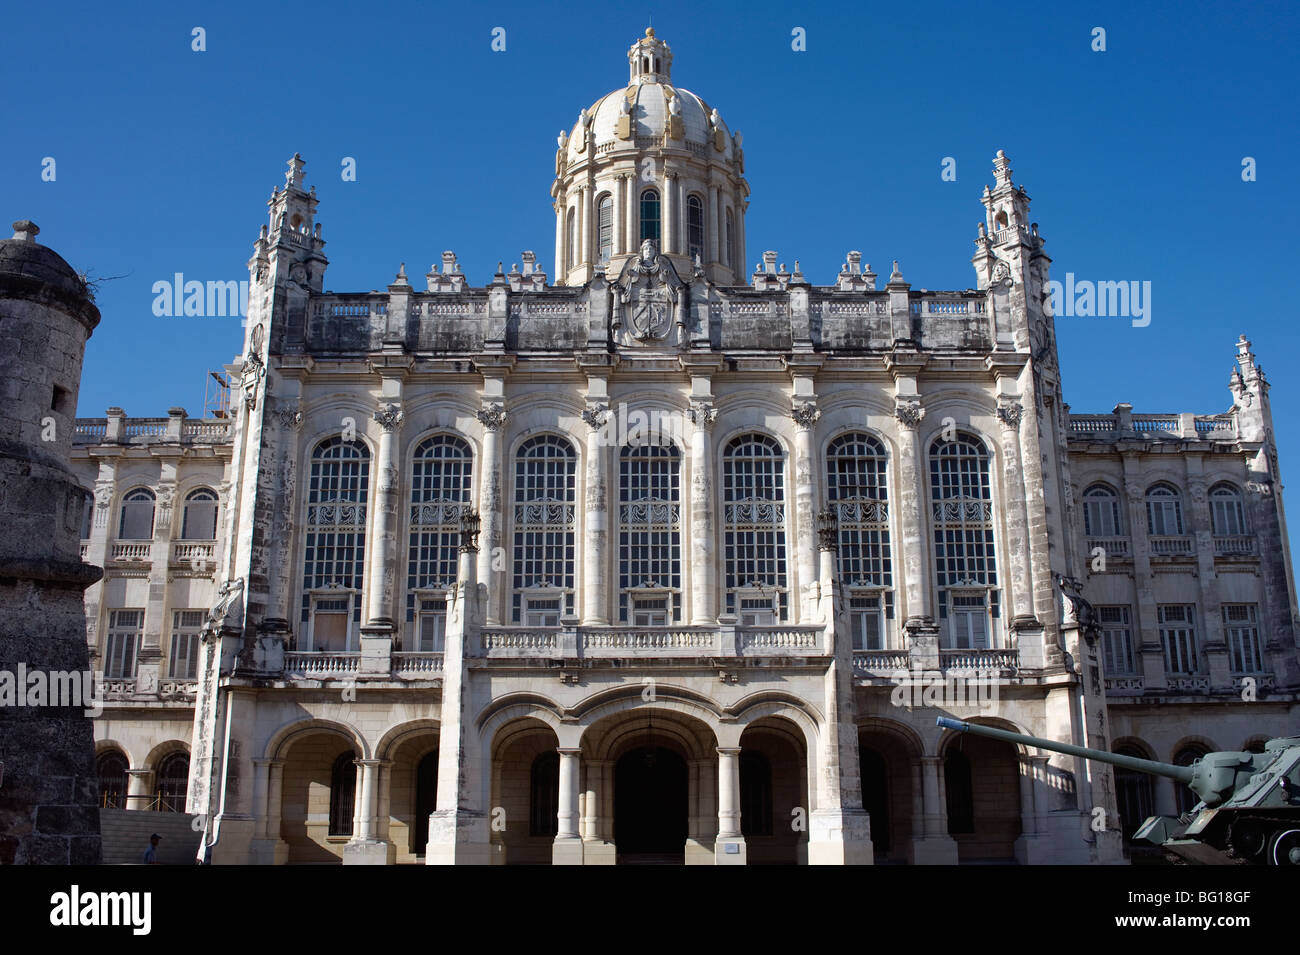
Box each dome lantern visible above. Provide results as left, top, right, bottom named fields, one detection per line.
left=629, top=27, right=672, bottom=84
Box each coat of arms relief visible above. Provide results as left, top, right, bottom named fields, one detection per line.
left=611, top=239, right=687, bottom=348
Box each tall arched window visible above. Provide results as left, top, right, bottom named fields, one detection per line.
left=725, top=208, right=736, bottom=269
left=180, top=488, right=218, bottom=540
left=687, top=194, right=704, bottom=263
left=154, top=752, right=189, bottom=812
left=827, top=433, right=892, bottom=649
left=301, top=436, right=370, bottom=651
left=565, top=207, right=576, bottom=272
left=639, top=188, right=660, bottom=243
left=1146, top=483, right=1183, bottom=536
left=619, top=444, right=681, bottom=624
left=1209, top=483, right=1246, bottom=536
left=597, top=194, right=613, bottom=264
left=513, top=435, right=577, bottom=623
left=407, top=435, right=472, bottom=651
left=1082, top=483, right=1123, bottom=537
left=118, top=488, right=155, bottom=540
left=930, top=434, right=998, bottom=648
left=723, top=434, right=788, bottom=622
left=328, top=752, right=357, bottom=836
left=96, top=750, right=128, bottom=809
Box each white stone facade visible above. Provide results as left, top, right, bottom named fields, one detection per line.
left=71, top=30, right=1299, bottom=865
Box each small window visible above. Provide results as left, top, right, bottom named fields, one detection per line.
left=565, top=207, right=576, bottom=272
left=849, top=594, right=885, bottom=650
left=1083, top=484, right=1123, bottom=537
left=1158, top=605, right=1199, bottom=674
left=118, top=488, right=155, bottom=540
left=948, top=593, right=990, bottom=649
left=1098, top=605, right=1135, bottom=676
left=525, top=597, right=562, bottom=628
left=597, top=195, right=613, bottom=264
left=1146, top=485, right=1183, bottom=537
left=1223, top=604, right=1264, bottom=674
left=739, top=595, right=777, bottom=627
left=632, top=596, right=669, bottom=627
left=417, top=600, right=447, bottom=652
left=639, top=189, right=661, bottom=243
left=1210, top=484, right=1246, bottom=537
left=311, top=596, right=352, bottom=651
left=687, top=194, right=704, bottom=263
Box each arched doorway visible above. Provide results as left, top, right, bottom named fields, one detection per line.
left=858, top=723, right=920, bottom=864
left=413, top=750, right=438, bottom=856
left=860, top=748, right=891, bottom=856
left=490, top=718, right=560, bottom=865
left=943, top=729, right=1022, bottom=863
left=615, top=746, right=688, bottom=863
left=154, top=752, right=189, bottom=812
left=739, top=719, right=808, bottom=865
left=96, top=750, right=128, bottom=809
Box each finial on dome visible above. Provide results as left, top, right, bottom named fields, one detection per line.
left=11, top=220, right=39, bottom=242
left=646, top=26, right=654, bottom=37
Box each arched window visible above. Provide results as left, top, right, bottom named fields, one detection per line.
left=687, top=194, right=704, bottom=263
left=529, top=751, right=559, bottom=837
left=619, top=444, right=681, bottom=624
left=597, top=194, right=613, bottom=264
left=1172, top=746, right=1209, bottom=814
left=1114, top=745, right=1156, bottom=842
left=301, top=436, right=370, bottom=651
left=96, top=750, right=128, bottom=809
left=407, top=435, right=472, bottom=650
left=1082, top=483, right=1123, bottom=537
left=328, top=752, right=357, bottom=836
left=930, top=435, right=998, bottom=648
left=118, top=488, right=155, bottom=540
left=154, top=752, right=189, bottom=812
left=639, top=188, right=660, bottom=243
left=513, top=435, right=577, bottom=623
left=722, top=434, right=788, bottom=622
left=180, top=488, right=218, bottom=540
left=1146, top=484, right=1183, bottom=536
left=1210, top=483, right=1246, bottom=536
left=944, top=749, right=975, bottom=833
left=827, top=433, right=892, bottom=649
left=739, top=751, right=773, bottom=837
left=565, top=207, right=576, bottom=272
left=725, top=208, right=736, bottom=269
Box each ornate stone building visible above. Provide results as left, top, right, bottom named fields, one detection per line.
left=69, top=29, right=1298, bottom=865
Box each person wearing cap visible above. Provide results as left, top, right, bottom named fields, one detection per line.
left=143, top=833, right=162, bottom=864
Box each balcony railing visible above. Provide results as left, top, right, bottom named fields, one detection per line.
left=392, top=652, right=444, bottom=677
left=852, top=650, right=910, bottom=675
left=110, top=542, right=152, bottom=561
left=172, top=541, right=217, bottom=564
left=1214, top=536, right=1257, bottom=557
left=939, top=648, right=1020, bottom=674
left=482, top=629, right=558, bottom=653
left=740, top=627, right=824, bottom=652
left=1149, top=536, right=1194, bottom=556
left=1103, top=675, right=1145, bottom=695
left=582, top=628, right=715, bottom=655
left=283, top=651, right=361, bottom=679
left=1087, top=536, right=1130, bottom=558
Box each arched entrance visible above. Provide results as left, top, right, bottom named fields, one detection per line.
left=413, top=750, right=438, bottom=856
left=857, top=723, right=921, bottom=864
left=942, top=728, right=1022, bottom=863
left=739, top=718, right=808, bottom=865
left=615, top=746, right=688, bottom=863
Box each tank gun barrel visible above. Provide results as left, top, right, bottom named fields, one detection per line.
left=936, top=716, right=1195, bottom=784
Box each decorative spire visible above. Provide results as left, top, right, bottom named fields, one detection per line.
left=992, top=149, right=1013, bottom=189
left=286, top=152, right=306, bottom=190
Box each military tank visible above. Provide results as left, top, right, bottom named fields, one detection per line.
left=936, top=716, right=1300, bottom=865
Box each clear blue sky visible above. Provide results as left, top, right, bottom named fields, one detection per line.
left=4, top=1, right=1297, bottom=470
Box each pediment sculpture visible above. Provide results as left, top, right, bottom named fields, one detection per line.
left=611, top=239, right=686, bottom=348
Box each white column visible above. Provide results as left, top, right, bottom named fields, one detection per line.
left=554, top=199, right=565, bottom=280
left=707, top=185, right=720, bottom=264
left=689, top=400, right=716, bottom=625
left=895, top=400, right=933, bottom=625
left=582, top=186, right=594, bottom=266
left=366, top=404, right=403, bottom=628
left=791, top=401, right=820, bottom=622
left=625, top=174, right=637, bottom=251
left=663, top=173, right=676, bottom=254
left=583, top=411, right=610, bottom=625
left=614, top=177, right=625, bottom=256
left=353, top=759, right=380, bottom=842
left=717, top=747, right=741, bottom=837
left=476, top=403, right=506, bottom=626
left=553, top=748, right=584, bottom=865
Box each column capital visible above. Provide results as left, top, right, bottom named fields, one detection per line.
left=790, top=399, right=820, bottom=431
left=894, top=397, right=926, bottom=430
left=996, top=398, right=1024, bottom=430
left=581, top=403, right=612, bottom=431
left=688, top=399, right=717, bottom=429
left=476, top=402, right=507, bottom=432
left=716, top=746, right=742, bottom=757
left=373, top=402, right=404, bottom=433
left=557, top=747, right=583, bottom=758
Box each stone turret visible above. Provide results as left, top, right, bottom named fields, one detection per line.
left=0, top=220, right=104, bottom=864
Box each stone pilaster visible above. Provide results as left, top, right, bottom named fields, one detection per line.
left=688, top=398, right=717, bottom=625
left=995, top=396, right=1039, bottom=635
left=791, top=398, right=820, bottom=623
left=582, top=392, right=611, bottom=625
left=364, top=401, right=403, bottom=631
left=476, top=400, right=506, bottom=625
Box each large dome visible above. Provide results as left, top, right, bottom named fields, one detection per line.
left=552, top=28, right=749, bottom=288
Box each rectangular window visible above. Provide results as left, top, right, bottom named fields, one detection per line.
left=1158, top=604, right=1199, bottom=674
left=632, top=597, right=669, bottom=627
left=524, top=597, right=562, bottom=628
left=417, top=602, right=447, bottom=653
left=311, top=596, right=352, bottom=651
left=739, top=595, right=777, bottom=627
left=849, top=594, right=884, bottom=651
left=947, top=594, right=989, bottom=650
left=1148, top=500, right=1182, bottom=537
left=169, top=609, right=204, bottom=679
left=104, top=609, right=144, bottom=678
left=1223, top=604, right=1264, bottom=674
left=1084, top=497, right=1121, bottom=537
left=1098, top=605, right=1135, bottom=675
